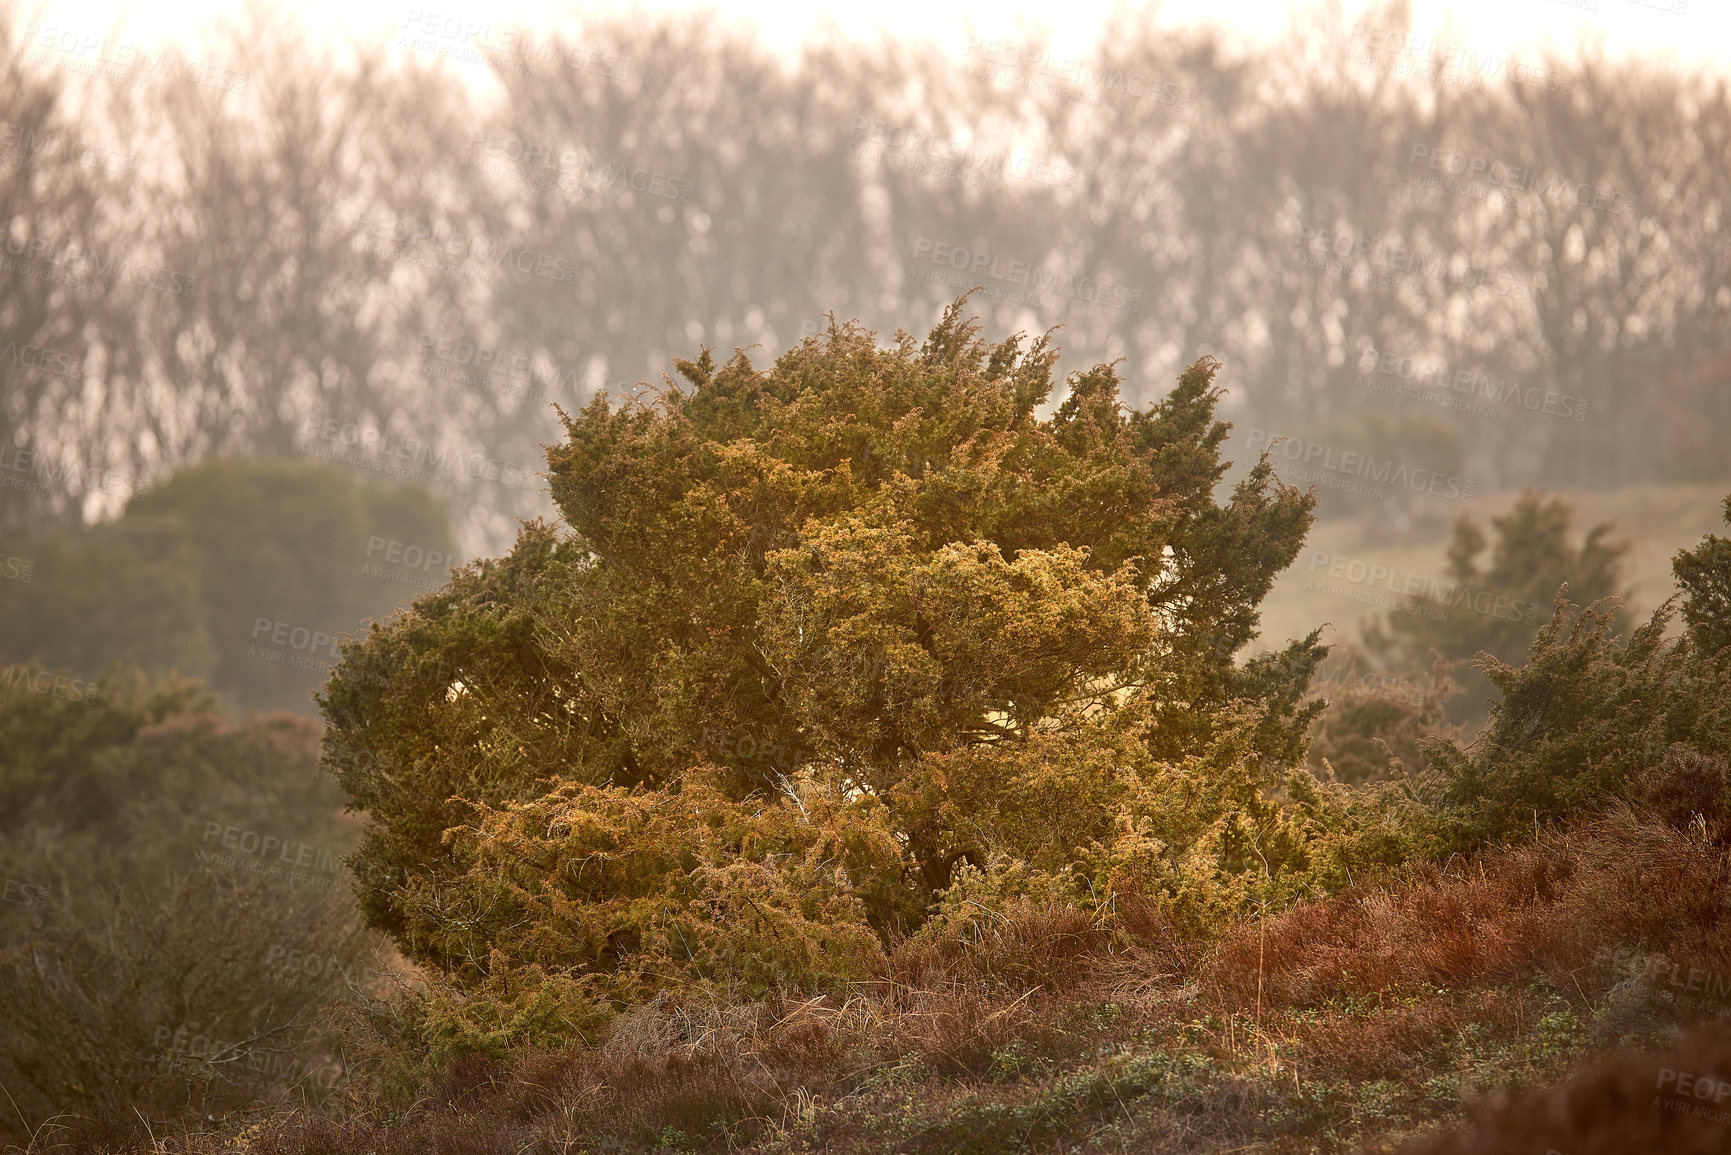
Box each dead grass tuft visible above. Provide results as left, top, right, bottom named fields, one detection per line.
left=882, top=899, right=1105, bottom=993
left=1207, top=810, right=1731, bottom=1012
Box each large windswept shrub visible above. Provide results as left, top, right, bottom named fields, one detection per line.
left=321, top=300, right=1338, bottom=1035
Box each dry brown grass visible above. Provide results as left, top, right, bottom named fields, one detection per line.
left=881, top=898, right=1107, bottom=992
left=1206, top=807, right=1731, bottom=1013
left=1279, top=995, right=1473, bottom=1082
left=32, top=814, right=1731, bottom=1154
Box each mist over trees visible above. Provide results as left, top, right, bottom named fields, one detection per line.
left=3, top=0, right=1727, bottom=558
left=0, top=458, right=457, bottom=712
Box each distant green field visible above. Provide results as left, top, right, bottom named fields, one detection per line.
left=1251, top=481, right=1731, bottom=657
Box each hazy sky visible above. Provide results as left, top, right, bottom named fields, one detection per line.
left=10, top=0, right=1728, bottom=71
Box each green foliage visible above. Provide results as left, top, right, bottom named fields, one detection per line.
left=0, top=665, right=211, bottom=852
left=0, top=457, right=457, bottom=713
left=1305, top=651, right=1458, bottom=784
left=1672, top=494, right=1731, bottom=658
left=317, top=285, right=1731, bottom=1061
left=0, top=517, right=217, bottom=684
left=387, top=965, right=616, bottom=1067
left=1366, top=492, right=1630, bottom=731
left=316, top=521, right=597, bottom=940
left=323, top=300, right=1328, bottom=1025
left=403, top=767, right=903, bottom=1005
left=0, top=667, right=357, bottom=922
left=1414, top=499, right=1731, bottom=850
left=0, top=667, right=382, bottom=1148
left=1421, top=599, right=1682, bottom=847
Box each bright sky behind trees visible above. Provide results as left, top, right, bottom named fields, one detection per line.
left=12, top=0, right=1726, bottom=75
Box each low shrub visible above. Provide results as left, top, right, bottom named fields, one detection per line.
left=1395, top=1022, right=1731, bottom=1154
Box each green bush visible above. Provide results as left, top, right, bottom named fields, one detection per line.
left=0, top=457, right=456, bottom=714
left=1365, top=492, right=1630, bottom=733
left=0, top=669, right=385, bottom=1148
left=1304, top=648, right=1457, bottom=784
left=1416, top=496, right=1731, bottom=851
left=322, top=300, right=1338, bottom=1034
left=0, top=668, right=359, bottom=918
left=1672, top=494, right=1731, bottom=658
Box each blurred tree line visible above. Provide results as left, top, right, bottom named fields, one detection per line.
left=1, top=1, right=1726, bottom=558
